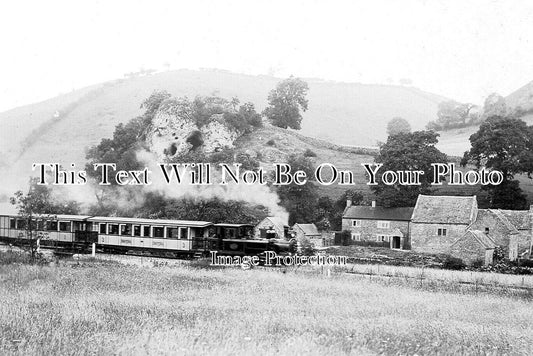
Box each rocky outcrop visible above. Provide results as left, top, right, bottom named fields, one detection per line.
left=146, top=100, right=241, bottom=160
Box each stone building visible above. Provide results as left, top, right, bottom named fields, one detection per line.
left=410, top=195, right=478, bottom=254
left=254, top=217, right=289, bottom=239
left=292, top=223, right=322, bottom=247
left=341, top=200, right=413, bottom=249
left=450, top=230, right=496, bottom=266
left=411, top=195, right=533, bottom=262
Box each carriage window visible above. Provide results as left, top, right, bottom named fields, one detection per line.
left=167, top=228, right=179, bottom=239
left=143, top=226, right=151, bottom=237
left=49, top=221, right=58, bottom=231
left=36, top=220, right=45, bottom=231
left=99, top=223, right=107, bottom=234
left=133, top=225, right=141, bottom=236
left=10, top=218, right=16, bottom=229
left=120, top=224, right=132, bottom=236
left=153, top=227, right=164, bottom=238
left=180, top=227, right=188, bottom=239
left=17, top=219, right=27, bottom=229
left=108, top=224, right=119, bottom=235
left=59, top=222, right=70, bottom=232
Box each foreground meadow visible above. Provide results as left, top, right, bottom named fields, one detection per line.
left=0, top=259, right=532, bottom=355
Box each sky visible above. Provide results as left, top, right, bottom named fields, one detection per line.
left=1, top=0, right=533, bottom=112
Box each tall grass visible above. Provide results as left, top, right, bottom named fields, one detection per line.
left=1, top=261, right=532, bottom=355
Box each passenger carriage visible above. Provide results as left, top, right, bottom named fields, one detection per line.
left=90, top=216, right=211, bottom=256
left=0, top=213, right=295, bottom=258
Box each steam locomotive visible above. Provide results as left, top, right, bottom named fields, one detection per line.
left=0, top=213, right=295, bottom=258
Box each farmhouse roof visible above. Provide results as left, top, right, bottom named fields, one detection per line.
left=260, top=216, right=289, bottom=230
left=459, top=230, right=497, bottom=249
left=411, top=195, right=477, bottom=224
left=343, top=205, right=414, bottom=221
left=499, top=210, right=531, bottom=230
left=293, top=223, right=320, bottom=236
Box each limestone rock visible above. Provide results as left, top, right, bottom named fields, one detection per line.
left=146, top=101, right=241, bottom=160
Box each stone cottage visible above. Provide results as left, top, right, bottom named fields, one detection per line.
left=292, top=223, right=322, bottom=247
left=410, top=195, right=478, bottom=255
left=254, top=217, right=289, bottom=239
left=450, top=230, right=496, bottom=266
left=411, top=195, right=533, bottom=263
left=342, top=200, right=413, bottom=249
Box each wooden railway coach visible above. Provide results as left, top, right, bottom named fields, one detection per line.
left=0, top=214, right=98, bottom=248
left=0, top=213, right=294, bottom=258
left=91, top=216, right=211, bottom=256
left=0, top=213, right=212, bottom=256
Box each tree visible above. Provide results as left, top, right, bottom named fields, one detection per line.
left=371, top=131, right=448, bottom=207
left=141, top=90, right=171, bottom=119
left=9, top=179, right=79, bottom=261
left=274, top=154, right=318, bottom=225
left=264, top=76, right=309, bottom=129
left=461, top=115, right=533, bottom=209
left=426, top=101, right=477, bottom=130
left=328, top=190, right=364, bottom=230
left=482, top=93, right=507, bottom=119
left=386, top=117, right=411, bottom=136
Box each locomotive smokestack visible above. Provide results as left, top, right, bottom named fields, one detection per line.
left=346, top=199, right=352, bottom=208
left=371, top=201, right=376, bottom=208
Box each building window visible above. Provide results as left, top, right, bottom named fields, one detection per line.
left=437, top=228, right=447, bottom=236
left=352, top=220, right=361, bottom=227
left=376, top=235, right=390, bottom=242
left=351, top=233, right=361, bottom=241
left=377, top=221, right=390, bottom=229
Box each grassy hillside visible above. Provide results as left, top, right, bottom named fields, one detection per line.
left=0, top=69, right=446, bottom=172
left=506, top=80, right=533, bottom=111
left=4, top=69, right=533, bottom=206
left=235, top=125, right=487, bottom=201
left=1, top=257, right=531, bottom=355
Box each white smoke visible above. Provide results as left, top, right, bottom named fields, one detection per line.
left=137, top=149, right=289, bottom=223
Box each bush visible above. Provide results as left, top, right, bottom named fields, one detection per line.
left=442, top=256, right=466, bottom=270
left=266, top=139, right=275, bottom=146
left=518, top=259, right=533, bottom=268
left=303, top=148, right=317, bottom=157
left=298, top=237, right=316, bottom=256
left=471, top=259, right=485, bottom=268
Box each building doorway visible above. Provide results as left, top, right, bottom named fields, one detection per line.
left=392, top=236, right=401, bottom=249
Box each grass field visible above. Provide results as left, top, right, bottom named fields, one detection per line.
left=1, top=254, right=532, bottom=355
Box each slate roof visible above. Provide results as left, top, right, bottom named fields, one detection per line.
left=411, top=195, right=477, bottom=224
left=343, top=206, right=414, bottom=221
left=293, top=223, right=320, bottom=236
left=459, top=230, right=497, bottom=249
left=260, top=217, right=289, bottom=230
left=499, top=210, right=531, bottom=230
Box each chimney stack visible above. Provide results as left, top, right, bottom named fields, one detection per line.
left=346, top=199, right=352, bottom=208
left=371, top=201, right=376, bottom=208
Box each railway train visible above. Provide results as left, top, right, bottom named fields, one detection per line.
left=0, top=213, right=296, bottom=258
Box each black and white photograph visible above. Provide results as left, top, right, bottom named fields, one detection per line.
left=1, top=1, right=532, bottom=355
